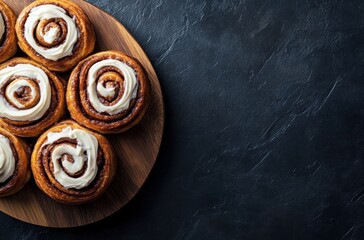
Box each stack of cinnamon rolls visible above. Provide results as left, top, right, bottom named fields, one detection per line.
left=0, top=0, right=150, bottom=204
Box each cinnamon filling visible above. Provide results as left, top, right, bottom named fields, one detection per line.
left=35, top=18, right=67, bottom=48
left=4, top=77, right=41, bottom=109
left=95, top=67, right=124, bottom=105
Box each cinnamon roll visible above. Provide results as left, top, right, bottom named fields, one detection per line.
left=0, top=1, right=17, bottom=63
left=31, top=120, right=116, bottom=204
left=0, top=58, right=66, bottom=137
left=0, top=127, right=31, bottom=197
left=67, top=51, right=150, bottom=134
left=15, top=0, right=95, bottom=72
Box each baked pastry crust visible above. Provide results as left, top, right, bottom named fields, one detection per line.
left=15, top=0, right=95, bottom=72
left=0, top=127, right=31, bottom=197
left=67, top=50, right=150, bottom=134
left=0, top=58, right=66, bottom=137
left=31, top=120, right=116, bottom=204
left=0, top=1, right=17, bottom=63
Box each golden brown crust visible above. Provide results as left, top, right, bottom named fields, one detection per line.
left=0, top=1, right=17, bottom=63
left=31, top=120, right=116, bottom=204
left=67, top=50, right=151, bottom=134
left=0, top=58, right=66, bottom=137
left=0, top=127, right=31, bottom=197
left=15, top=0, right=95, bottom=72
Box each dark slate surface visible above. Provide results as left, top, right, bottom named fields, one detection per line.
left=1, top=0, right=364, bottom=239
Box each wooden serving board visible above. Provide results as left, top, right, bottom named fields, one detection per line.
left=0, top=0, right=164, bottom=227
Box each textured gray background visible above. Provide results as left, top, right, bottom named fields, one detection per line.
left=1, top=0, right=364, bottom=239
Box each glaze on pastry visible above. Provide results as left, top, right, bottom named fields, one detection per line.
left=67, top=50, right=150, bottom=134
left=0, top=58, right=65, bottom=137
left=15, top=0, right=95, bottom=72
left=31, top=120, right=116, bottom=204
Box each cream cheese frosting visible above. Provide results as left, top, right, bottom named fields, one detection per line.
left=40, top=27, right=59, bottom=44
left=44, top=126, right=98, bottom=189
left=0, top=134, right=15, bottom=183
left=24, top=4, right=78, bottom=61
left=97, top=82, right=116, bottom=99
left=87, top=59, right=139, bottom=115
left=0, top=63, right=51, bottom=121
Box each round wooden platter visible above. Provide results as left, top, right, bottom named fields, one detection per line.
left=0, top=0, right=164, bottom=228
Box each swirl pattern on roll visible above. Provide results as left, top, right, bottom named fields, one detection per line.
left=24, top=4, right=78, bottom=61
left=31, top=121, right=116, bottom=204
left=0, top=128, right=30, bottom=197
left=87, top=59, right=139, bottom=115
left=0, top=63, right=51, bottom=121
left=43, top=126, right=98, bottom=189
left=67, top=51, right=150, bottom=134
left=0, top=58, right=65, bottom=137
left=16, top=0, right=95, bottom=72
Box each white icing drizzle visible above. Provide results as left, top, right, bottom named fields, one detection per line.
left=0, top=134, right=15, bottom=183
left=43, top=126, right=98, bottom=189
left=0, top=13, right=5, bottom=42
left=24, top=4, right=78, bottom=61
left=0, top=64, right=51, bottom=121
left=87, top=59, right=139, bottom=115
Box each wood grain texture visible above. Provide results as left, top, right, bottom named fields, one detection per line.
left=0, top=0, right=164, bottom=227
